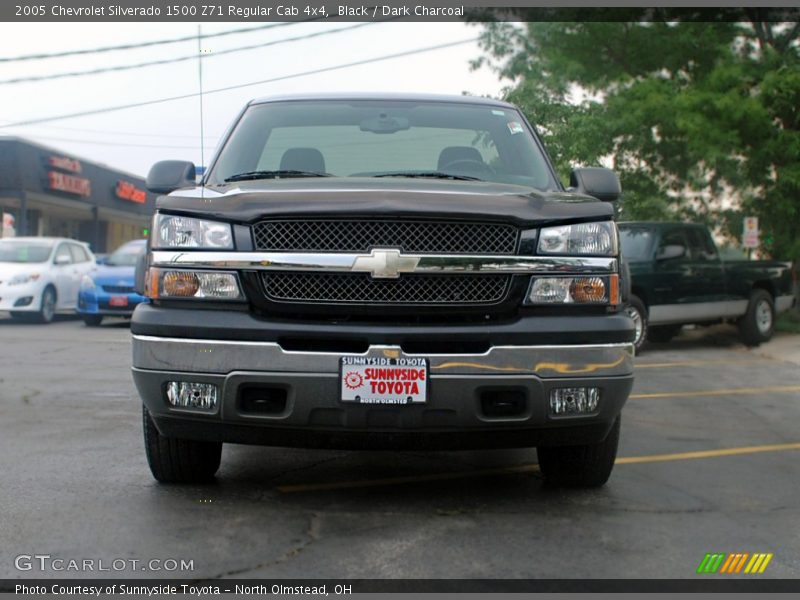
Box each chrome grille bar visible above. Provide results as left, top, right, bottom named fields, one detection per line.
left=151, top=251, right=617, bottom=276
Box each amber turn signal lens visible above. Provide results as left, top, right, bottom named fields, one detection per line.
left=145, top=267, right=159, bottom=299
left=569, top=277, right=606, bottom=303
left=163, top=271, right=200, bottom=297
left=609, top=273, right=620, bottom=305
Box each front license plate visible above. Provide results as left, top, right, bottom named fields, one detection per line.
left=109, top=296, right=129, bottom=307
left=340, top=356, right=428, bottom=405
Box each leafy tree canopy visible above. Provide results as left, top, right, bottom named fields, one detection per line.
left=473, top=16, right=800, bottom=259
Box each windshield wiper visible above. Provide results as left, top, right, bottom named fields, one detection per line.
left=224, top=170, right=331, bottom=182
left=372, top=171, right=483, bottom=182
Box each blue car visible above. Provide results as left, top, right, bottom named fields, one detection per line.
left=77, top=239, right=147, bottom=326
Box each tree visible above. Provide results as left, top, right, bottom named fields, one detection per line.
left=473, top=16, right=800, bottom=260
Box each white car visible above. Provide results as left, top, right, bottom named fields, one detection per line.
left=0, top=237, right=96, bottom=323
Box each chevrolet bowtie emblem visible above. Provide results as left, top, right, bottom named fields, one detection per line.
left=351, top=248, right=420, bottom=279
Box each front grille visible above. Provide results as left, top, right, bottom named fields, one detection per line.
left=262, top=272, right=511, bottom=305
left=253, top=220, right=519, bottom=254
left=102, top=285, right=134, bottom=294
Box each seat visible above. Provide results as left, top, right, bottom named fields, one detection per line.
left=437, top=146, right=485, bottom=171
left=279, top=148, right=326, bottom=173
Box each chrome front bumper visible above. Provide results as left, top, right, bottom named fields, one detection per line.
left=132, top=336, right=634, bottom=448
left=132, top=335, right=634, bottom=378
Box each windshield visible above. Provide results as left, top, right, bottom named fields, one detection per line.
left=619, top=228, right=654, bottom=261
left=106, top=241, right=146, bottom=266
left=208, top=100, right=558, bottom=190
left=0, top=240, right=54, bottom=263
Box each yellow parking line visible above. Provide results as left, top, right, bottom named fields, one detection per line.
left=630, top=384, right=800, bottom=400
left=276, top=442, right=800, bottom=494
left=635, top=358, right=774, bottom=369
left=616, top=442, right=800, bottom=464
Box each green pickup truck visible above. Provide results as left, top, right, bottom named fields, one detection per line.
left=619, top=222, right=795, bottom=352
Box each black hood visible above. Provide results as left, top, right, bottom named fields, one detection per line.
left=157, top=177, right=613, bottom=226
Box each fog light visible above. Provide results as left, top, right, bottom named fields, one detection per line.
left=549, top=387, right=600, bottom=416
left=528, top=278, right=570, bottom=303
left=14, top=296, right=34, bottom=307
left=166, top=381, right=218, bottom=410
left=198, top=272, right=241, bottom=299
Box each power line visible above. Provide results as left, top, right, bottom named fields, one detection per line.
left=22, top=134, right=217, bottom=150
left=1, top=37, right=479, bottom=128
left=0, top=122, right=216, bottom=139
left=0, top=22, right=299, bottom=63
left=0, top=22, right=378, bottom=85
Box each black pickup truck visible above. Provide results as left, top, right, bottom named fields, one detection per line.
left=620, top=222, right=795, bottom=352
left=132, top=93, right=635, bottom=487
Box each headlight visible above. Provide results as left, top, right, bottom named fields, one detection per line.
left=9, top=273, right=40, bottom=285
left=80, top=275, right=96, bottom=291
left=153, top=214, right=233, bottom=249
left=537, top=221, right=617, bottom=256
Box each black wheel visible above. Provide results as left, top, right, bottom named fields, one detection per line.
left=623, top=295, right=648, bottom=354
left=83, top=315, right=103, bottom=327
left=36, top=286, right=56, bottom=324
left=142, top=406, right=222, bottom=483
left=648, top=324, right=682, bottom=344
left=537, top=416, right=621, bottom=488
left=739, top=289, right=775, bottom=347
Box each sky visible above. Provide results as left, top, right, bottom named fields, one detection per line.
left=0, top=21, right=506, bottom=177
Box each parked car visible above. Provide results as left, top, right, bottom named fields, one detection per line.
left=77, top=239, right=147, bottom=326
left=132, top=93, right=635, bottom=487
left=619, top=222, right=795, bottom=352
left=0, top=237, right=95, bottom=323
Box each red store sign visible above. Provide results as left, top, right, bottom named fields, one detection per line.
left=48, top=171, right=91, bottom=197
left=115, top=180, right=147, bottom=204
left=48, top=156, right=82, bottom=173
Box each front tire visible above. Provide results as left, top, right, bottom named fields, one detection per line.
left=143, top=407, right=222, bottom=483
left=739, top=289, right=775, bottom=347
left=624, top=295, right=648, bottom=354
left=537, top=416, right=621, bottom=488
left=36, top=286, right=56, bottom=324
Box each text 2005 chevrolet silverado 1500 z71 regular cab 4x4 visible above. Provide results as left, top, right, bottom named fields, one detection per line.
left=132, top=94, right=635, bottom=487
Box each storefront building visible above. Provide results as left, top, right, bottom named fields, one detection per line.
left=0, top=137, right=157, bottom=253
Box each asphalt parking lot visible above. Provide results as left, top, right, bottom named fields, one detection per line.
left=1, top=314, right=798, bottom=581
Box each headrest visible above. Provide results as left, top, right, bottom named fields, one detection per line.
left=279, top=147, right=326, bottom=173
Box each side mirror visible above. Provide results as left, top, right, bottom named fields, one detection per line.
left=54, top=255, right=70, bottom=266
left=146, top=160, right=196, bottom=194
left=569, top=167, right=621, bottom=202
left=657, top=244, right=686, bottom=261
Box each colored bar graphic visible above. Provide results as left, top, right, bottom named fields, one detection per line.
left=701, top=552, right=773, bottom=574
